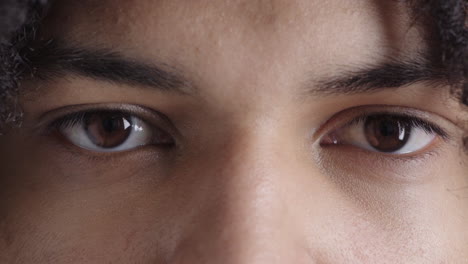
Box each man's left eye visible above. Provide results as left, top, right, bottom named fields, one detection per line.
left=321, top=114, right=446, bottom=155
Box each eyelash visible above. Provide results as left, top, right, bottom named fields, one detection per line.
left=342, top=113, right=448, bottom=139
left=51, top=110, right=125, bottom=130
left=46, top=107, right=449, bottom=158
left=47, top=108, right=176, bottom=153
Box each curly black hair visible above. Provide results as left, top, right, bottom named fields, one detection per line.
left=0, top=0, right=49, bottom=130
left=0, top=0, right=467, bottom=137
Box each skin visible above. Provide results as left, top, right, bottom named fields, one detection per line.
left=1, top=0, right=468, bottom=263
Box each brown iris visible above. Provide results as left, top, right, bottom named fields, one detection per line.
left=84, top=112, right=132, bottom=148
left=364, top=116, right=411, bottom=152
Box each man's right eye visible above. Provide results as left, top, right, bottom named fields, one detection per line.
left=53, top=110, right=174, bottom=153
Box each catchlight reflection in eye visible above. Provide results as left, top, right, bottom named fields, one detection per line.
left=55, top=111, right=174, bottom=152
left=321, top=114, right=445, bottom=155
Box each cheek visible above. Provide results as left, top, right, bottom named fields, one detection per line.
left=330, top=217, right=431, bottom=261
left=309, top=148, right=467, bottom=261
left=1, top=131, right=466, bottom=262
left=0, top=130, right=171, bottom=194
left=0, top=179, right=182, bottom=262
left=0, top=136, right=173, bottom=261
left=305, top=197, right=453, bottom=263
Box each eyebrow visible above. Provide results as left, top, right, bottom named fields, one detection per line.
left=311, top=57, right=448, bottom=96
left=25, top=40, right=195, bottom=95
left=25, top=40, right=448, bottom=96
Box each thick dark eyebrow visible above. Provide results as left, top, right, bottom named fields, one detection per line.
left=23, top=40, right=194, bottom=95
left=311, top=57, right=448, bottom=96
left=25, top=40, right=447, bottom=97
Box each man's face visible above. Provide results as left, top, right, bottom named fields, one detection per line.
left=1, top=0, right=467, bottom=263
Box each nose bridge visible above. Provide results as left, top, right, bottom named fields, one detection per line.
left=215, top=120, right=292, bottom=225
left=214, top=124, right=289, bottom=231
left=171, top=123, right=313, bottom=263
left=219, top=138, right=287, bottom=236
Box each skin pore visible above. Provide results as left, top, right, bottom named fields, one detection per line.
left=1, top=0, right=468, bottom=263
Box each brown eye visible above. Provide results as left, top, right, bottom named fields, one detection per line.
left=321, top=114, right=439, bottom=155
left=58, top=111, right=173, bottom=152
left=364, top=116, right=411, bottom=153
left=84, top=113, right=132, bottom=148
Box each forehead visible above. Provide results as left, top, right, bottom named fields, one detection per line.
left=43, top=0, right=423, bottom=57
left=41, top=0, right=426, bottom=100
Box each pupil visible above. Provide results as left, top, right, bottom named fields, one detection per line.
left=379, top=121, right=397, bottom=137
left=364, top=116, right=411, bottom=152
left=102, top=118, right=122, bottom=133
left=85, top=112, right=132, bottom=148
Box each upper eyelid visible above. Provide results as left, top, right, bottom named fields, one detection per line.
left=50, top=111, right=91, bottom=129
left=51, top=110, right=130, bottom=129
left=313, top=105, right=455, bottom=142
left=342, top=113, right=449, bottom=138
left=38, top=104, right=456, bottom=143
left=40, top=107, right=147, bottom=133
left=36, top=104, right=181, bottom=139
left=39, top=104, right=164, bottom=121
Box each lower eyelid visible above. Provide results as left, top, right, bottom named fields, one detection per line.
left=317, top=142, right=445, bottom=184
left=321, top=133, right=443, bottom=159
left=49, top=128, right=168, bottom=161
